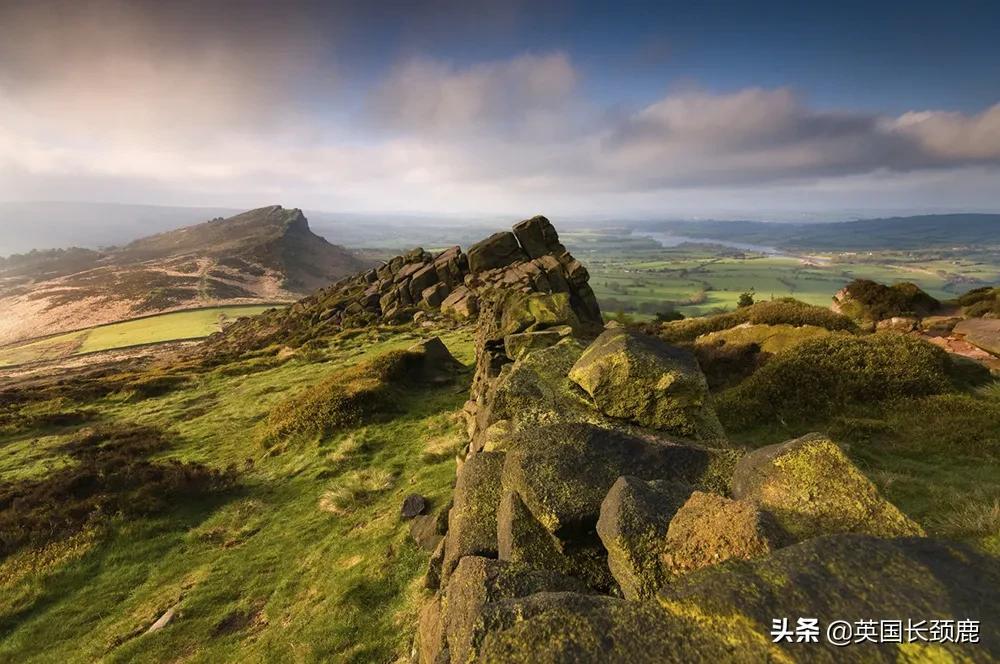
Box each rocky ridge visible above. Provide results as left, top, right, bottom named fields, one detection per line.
left=208, top=215, right=603, bottom=355
left=403, top=219, right=997, bottom=662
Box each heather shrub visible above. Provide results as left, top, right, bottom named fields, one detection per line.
left=716, top=333, right=953, bottom=429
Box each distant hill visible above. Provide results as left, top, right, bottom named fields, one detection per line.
left=0, top=201, right=243, bottom=255
left=641, top=214, right=1000, bottom=251
left=0, top=206, right=367, bottom=346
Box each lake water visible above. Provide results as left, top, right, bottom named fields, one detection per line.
left=641, top=232, right=785, bottom=256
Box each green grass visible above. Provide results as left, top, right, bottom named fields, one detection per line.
left=572, top=234, right=1000, bottom=319
left=0, top=306, right=280, bottom=367
left=0, top=325, right=475, bottom=663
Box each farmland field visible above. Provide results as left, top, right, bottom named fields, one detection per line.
left=564, top=230, right=1000, bottom=319
left=0, top=305, right=280, bottom=367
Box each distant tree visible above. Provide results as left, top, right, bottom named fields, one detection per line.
left=737, top=289, right=756, bottom=308
left=654, top=308, right=685, bottom=323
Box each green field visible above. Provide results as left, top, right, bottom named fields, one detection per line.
left=565, top=232, right=1000, bottom=319
left=0, top=306, right=280, bottom=367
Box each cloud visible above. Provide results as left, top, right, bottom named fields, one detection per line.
left=893, top=104, right=1000, bottom=160
left=371, top=52, right=579, bottom=139
left=0, top=0, right=333, bottom=144
left=0, top=18, right=997, bottom=218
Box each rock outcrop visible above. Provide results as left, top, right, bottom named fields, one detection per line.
left=209, top=215, right=603, bottom=356
left=405, top=216, right=989, bottom=663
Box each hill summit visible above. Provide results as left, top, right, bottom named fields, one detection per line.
left=0, top=206, right=365, bottom=346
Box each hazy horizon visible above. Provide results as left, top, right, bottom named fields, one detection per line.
left=2, top=0, right=999, bottom=224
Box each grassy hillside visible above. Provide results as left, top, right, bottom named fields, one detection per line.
left=0, top=326, right=475, bottom=663
left=0, top=306, right=279, bottom=367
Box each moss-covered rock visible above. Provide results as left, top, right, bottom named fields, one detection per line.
left=476, top=592, right=774, bottom=663
left=499, top=292, right=580, bottom=337
left=416, top=594, right=446, bottom=664
left=497, top=490, right=567, bottom=571
left=696, top=323, right=842, bottom=354
left=661, top=491, right=783, bottom=578
left=485, top=339, right=608, bottom=433
left=659, top=535, right=1000, bottom=662
left=596, top=476, right=692, bottom=600
left=442, top=451, right=506, bottom=583
left=501, top=423, right=737, bottom=535
left=442, top=556, right=587, bottom=663
left=497, top=490, right=615, bottom=591
left=504, top=327, right=573, bottom=361
left=732, top=433, right=924, bottom=540
left=568, top=328, right=726, bottom=443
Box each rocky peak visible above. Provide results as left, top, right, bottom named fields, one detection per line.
left=208, top=215, right=603, bottom=354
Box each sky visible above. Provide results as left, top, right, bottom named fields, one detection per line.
left=1, top=0, right=999, bottom=221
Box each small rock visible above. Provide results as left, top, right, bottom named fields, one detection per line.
left=146, top=606, right=177, bottom=634
left=401, top=494, right=427, bottom=519
left=410, top=514, right=443, bottom=551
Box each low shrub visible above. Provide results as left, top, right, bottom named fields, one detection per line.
left=652, top=298, right=858, bottom=343
left=954, top=286, right=1000, bottom=318
left=255, top=350, right=425, bottom=449
left=829, top=393, right=1000, bottom=461
left=0, top=397, right=95, bottom=436
left=318, top=469, right=395, bottom=515
left=692, top=340, right=770, bottom=391
left=0, top=424, right=235, bottom=556
left=836, top=279, right=940, bottom=321
left=716, top=333, right=954, bottom=429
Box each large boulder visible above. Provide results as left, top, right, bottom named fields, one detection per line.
left=442, top=556, right=588, bottom=663
left=441, top=286, right=480, bottom=321
left=468, top=232, right=528, bottom=273
left=497, top=490, right=614, bottom=591
left=512, top=215, right=566, bottom=259
left=659, top=535, right=1000, bottom=662
left=596, top=477, right=692, bottom=600
left=731, top=433, right=924, bottom=540
left=504, top=327, right=573, bottom=361
left=499, top=292, right=580, bottom=337
left=501, top=423, right=737, bottom=535
left=442, top=452, right=506, bottom=583
left=475, top=592, right=769, bottom=663
left=569, top=329, right=726, bottom=443
left=661, top=491, right=783, bottom=578
left=407, top=337, right=464, bottom=383
left=484, top=339, right=607, bottom=438
left=954, top=318, right=1000, bottom=357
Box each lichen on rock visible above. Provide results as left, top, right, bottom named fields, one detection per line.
left=596, top=476, right=693, bottom=600
left=661, top=491, right=784, bottom=578
left=441, top=451, right=506, bottom=584
left=569, top=328, right=727, bottom=443
left=731, top=433, right=924, bottom=540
